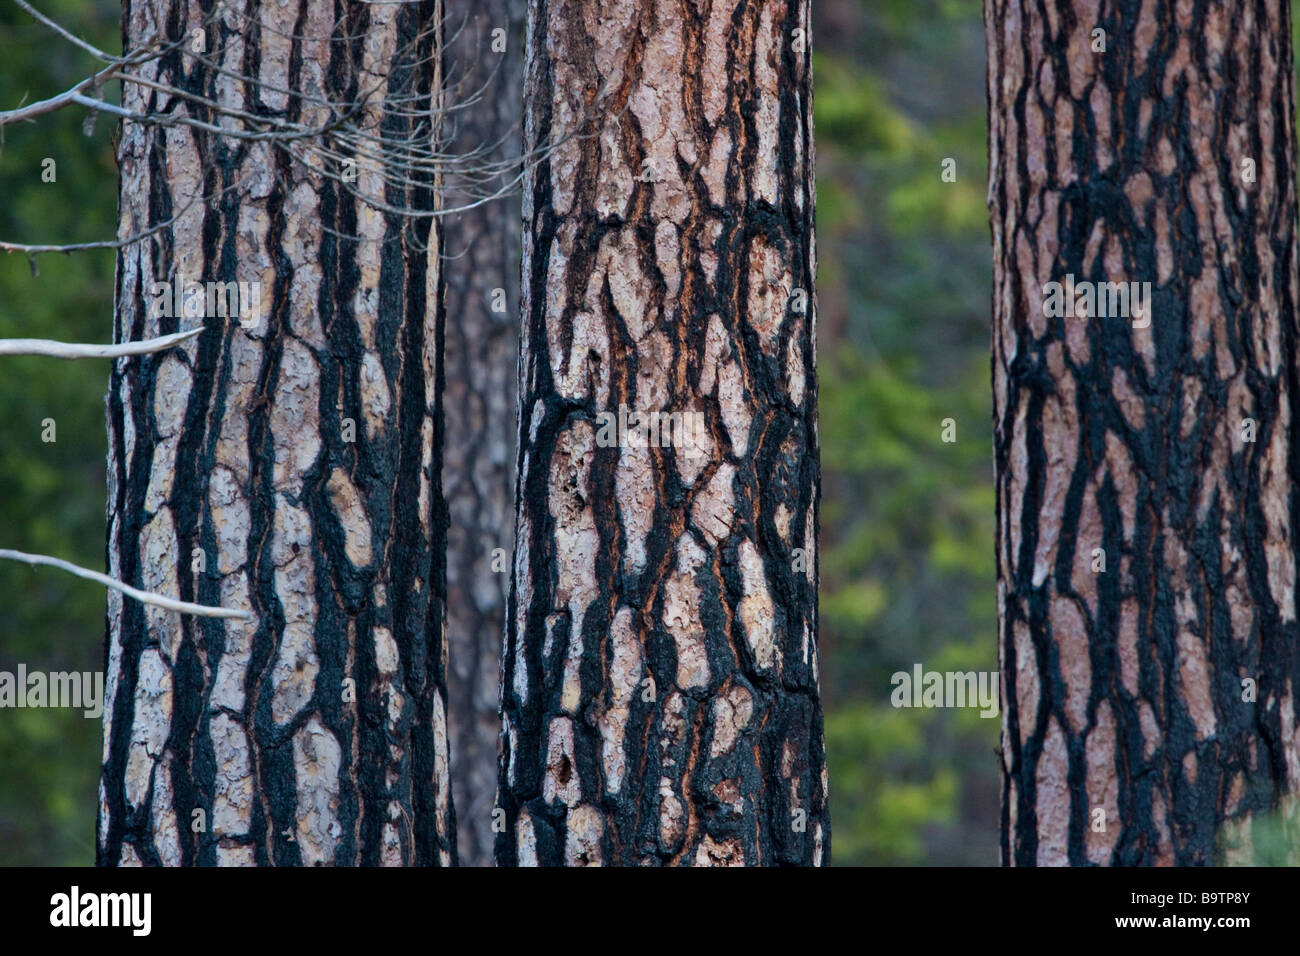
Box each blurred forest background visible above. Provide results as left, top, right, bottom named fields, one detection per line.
left=0, top=0, right=1015, bottom=865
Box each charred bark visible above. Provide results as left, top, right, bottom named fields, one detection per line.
left=99, top=0, right=455, bottom=866
left=497, top=0, right=828, bottom=866
left=988, top=0, right=1300, bottom=864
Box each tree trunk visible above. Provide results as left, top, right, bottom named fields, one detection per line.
left=99, top=0, right=455, bottom=865
left=497, top=0, right=828, bottom=866
left=441, top=0, right=524, bottom=868
left=989, top=0, right=1300, bottom=864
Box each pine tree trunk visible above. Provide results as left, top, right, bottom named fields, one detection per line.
left=99, top=0, right=455, bottom=866
left=497, top=0, right=828, bottom=866
left=988, top=0, right=1300, bottom=864
left=441, top=0, right=524, bottom=868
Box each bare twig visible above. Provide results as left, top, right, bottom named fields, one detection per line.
left=5, top=0, right=603, bottom=231
left=0, top=327, right=200, bottom=358
left=0, top=64, right=118, bottom=128
left=0, top=549, right=253, bottom=620
left=0, top=170, right=251, bottom=260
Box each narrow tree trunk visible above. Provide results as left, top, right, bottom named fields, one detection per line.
left=99, top=0, right=455, bottom=865
left=988, top=0, right=1300, bottom=864
left=497, top=0, right=828, bottom=866
left=441, top=0, right=524, bottom=868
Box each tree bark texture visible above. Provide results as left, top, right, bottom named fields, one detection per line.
left=100, top=0, right=455, bottom=865
left=441, top=0, right=524, bottom=868
left=988, top=0, right=1300, bottom=864
left=497, top=0, right=829, bottom=866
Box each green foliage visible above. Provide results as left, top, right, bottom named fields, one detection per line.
left=814, top=0, right=997, bottom=865
left=1217, top=800, right=1300, bottom=866
left=0, top=0, right=120, bottom=865
left=826, top=703, right=957, bottom=863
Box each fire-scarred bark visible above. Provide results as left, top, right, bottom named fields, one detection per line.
left=99, top=0, right=455, bottom=865
left=988, top=0, right=1300, bottom=864
left=497, top=0, right=828, bottom=866
left=441, top=0, right=524, bottom=868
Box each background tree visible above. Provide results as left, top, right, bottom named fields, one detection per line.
left=97, top=0, right=456, bottom=865
left=441, top=0, right=524, bottom=867
left=496, top=0, right=829, bottom=866
left=989, top=0, right=1300, bottom=864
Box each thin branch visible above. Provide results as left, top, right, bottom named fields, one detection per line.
left=0, top=64, right=118, bottom=128
left=0, top=327, right=200, bottom=358
left=0, top=549, right=253, bottom=620
left=0, top=170, right=250, bottom=260
left=13, top=0, right=115, bottom=60
left=13, top=0, right=224, bottom=66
